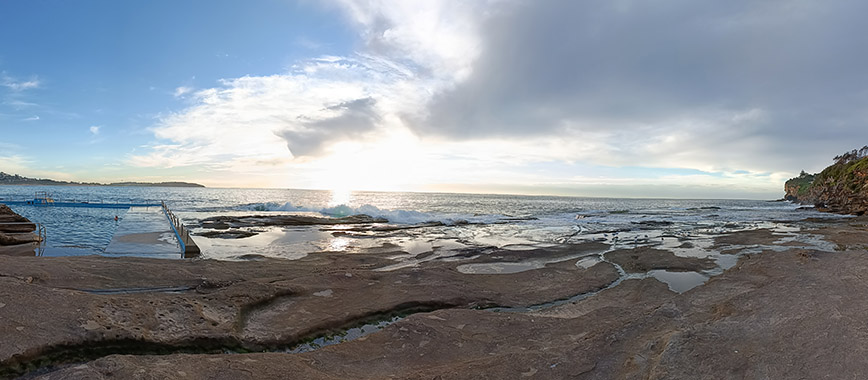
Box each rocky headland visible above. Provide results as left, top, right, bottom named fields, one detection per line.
left=785, top=146, right=868, bottom=214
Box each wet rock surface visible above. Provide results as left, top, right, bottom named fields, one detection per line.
left=6, top=217, right=868, bottom=379
left=199, top=214, right=388, bottom=229
left=0, top=204, right=40, bottom=256
left=0, top=205, right=36, bottom=236
left=713, top=228, right=781, bottom=248
left=196, top=214, right=392, bottom=239
left=194, top=230, right=258, bottom=239
left=0, top=248, right=619, bottom=379
left=605, top=247, right=716, bottom=273
left=468, top=242, right=609, bottom=264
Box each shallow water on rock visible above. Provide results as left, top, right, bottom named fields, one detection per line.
left=457, top=261, right=546, bottom=274
left=647, top=270, right=709, bottom=293
left=0, top=185, right=846, bottom=263
left=284, top=316, right=403, bottom=354
left=2, top=185, right=846, bottom=304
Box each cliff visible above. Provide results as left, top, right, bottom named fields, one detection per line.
left=784, top=147, right=868, bottom=215
left=784, top=171, right=816, bottom=203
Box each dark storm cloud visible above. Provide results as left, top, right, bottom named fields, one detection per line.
left=416, top=0, right=868, bottom=170
left=278, top=97, right=380, bottom=157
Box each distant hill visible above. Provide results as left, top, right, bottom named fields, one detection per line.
left=0, top=172, right=204, bottom=188
left=107, top=181, right=205, bottom=188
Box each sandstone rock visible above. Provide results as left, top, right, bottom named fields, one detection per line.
left=713, top=229, right=781, bottom=248
left=0, top=205, right=39, bottom=249
left=197, top=214, right=392, bottom=238
left=32, top=220, right=868, bottom=379
left=605, top=247, right=717, bottom=272
left=784, top=150, right=868, bottom=214
left=194, top=230, right=257, bottom=239
left=783, top=171, right=816, bottom=204
left=0, top=248, right=619, bottom=378
left=0, top=232, right=39, bottom=246
left=199, top=214, right=389, bottom=228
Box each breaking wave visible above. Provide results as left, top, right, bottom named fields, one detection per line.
left=243, top=202, right=501, bottom=225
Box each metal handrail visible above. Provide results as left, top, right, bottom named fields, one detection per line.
left=1, top=195, right=164, bottom=205
left=160, top=201, right=199, bottom=257
left=36, top=223, right=46, bottom=256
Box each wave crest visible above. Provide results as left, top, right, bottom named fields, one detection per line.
left=243, top=202, right=488, bottom=225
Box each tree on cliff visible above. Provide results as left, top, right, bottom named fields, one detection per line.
left=834, top=146, right=868, bottom=165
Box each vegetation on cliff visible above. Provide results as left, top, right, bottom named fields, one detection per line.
left=784, top=171, right=815, bottom=202
left=0, top=172, right=100, bottom=186
left=107, top=182, right=205, bottom=188
left=785, top=146, right=868, bottom=214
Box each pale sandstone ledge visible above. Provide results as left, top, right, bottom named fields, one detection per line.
left=0, top=204, right=40, bottom=257
left=3, top=217, right=868, bottom=379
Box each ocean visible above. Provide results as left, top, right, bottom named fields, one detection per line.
left=0, top=185, right=844, bottom=266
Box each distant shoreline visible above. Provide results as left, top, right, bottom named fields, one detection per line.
left=0, top=182, right=205, bottom=188
left=0, top=173, right=204, bottom=188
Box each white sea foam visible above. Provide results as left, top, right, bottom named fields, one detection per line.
left=245, top=202, right=499, bottom=225
left=324, top=204, right=444, bottom=224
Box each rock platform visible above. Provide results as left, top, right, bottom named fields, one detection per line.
left=0, top=204, right=40, bottom=256
left=2, top=217, right=868, bottom=379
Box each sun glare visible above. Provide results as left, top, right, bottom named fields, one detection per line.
left=310, top=128, right=425, bottom=195
left=328, top=188, right=352, bottom=207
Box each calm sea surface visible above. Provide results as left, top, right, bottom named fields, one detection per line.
left=0, top=185, right=842, bottom=261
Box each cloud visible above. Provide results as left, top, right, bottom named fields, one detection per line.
left=1, top=72, right=40, bottom=91
left=278, top=97, right=381, bottom=157
left=3, top=100, right=38, bottom=109
left=294, top=36, right=325, bottom=50
left=174, top=86, right=193, bottom=97
left=130, top=55, right=422, bottom=170
left=134, top=1, right=483, bottom=170
left=0, top=154, right=30, bottom=173
left=135, top=0, right=868, bottom=195
left=324, top=0, right=863, bottom=176
left=333, top=0, right=485, bottom=81
left=412, top=0, right=868, bottom=173
left=89, top=126, right=100, bottom=135
left=22, top=115, right=39, bottom=121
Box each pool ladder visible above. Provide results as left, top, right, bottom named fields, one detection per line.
left=36, top=223, right=46, bottom=256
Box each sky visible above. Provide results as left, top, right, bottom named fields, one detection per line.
left=2, top=0, right=868, bottom=199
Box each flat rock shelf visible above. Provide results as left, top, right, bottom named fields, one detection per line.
left=0, top=204, right=41, bottom=256
left=1, top=216, right=867, bottom=379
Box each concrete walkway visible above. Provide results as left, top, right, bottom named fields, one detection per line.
left=105, top=207, right=180, bottom=258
